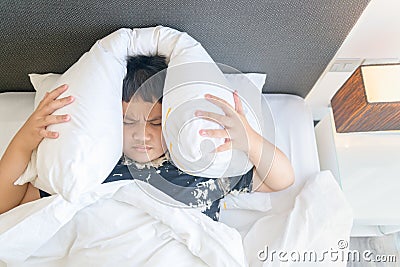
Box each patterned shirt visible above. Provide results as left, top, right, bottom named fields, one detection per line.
left=40, top=152, right=253, bottom=221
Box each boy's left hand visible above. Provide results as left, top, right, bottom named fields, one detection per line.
left=194, top=91, right=257, bottom=154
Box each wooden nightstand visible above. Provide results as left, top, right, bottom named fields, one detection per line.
left=315, top=108, right=400, bottom=236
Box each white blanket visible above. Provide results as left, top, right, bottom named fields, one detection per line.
left=0, top=180, right=247, bottom=266
left=0, top=170, right=352, bottom=267
left=241, top=170, right=353, bottom=267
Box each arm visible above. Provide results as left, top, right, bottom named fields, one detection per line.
left=0, top=85, right=74, bottom=214
left=195, top=91, right=295, bottom=193
left=0, top=132, right=35, bottom=213
left=247, top=132, right=295, bottom=192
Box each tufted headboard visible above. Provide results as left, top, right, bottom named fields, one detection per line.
left=0, top=0, right=370, bottom=97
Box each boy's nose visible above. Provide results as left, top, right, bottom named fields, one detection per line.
left=132, top=124, right=151, bottom=142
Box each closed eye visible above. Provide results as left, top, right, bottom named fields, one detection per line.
left=123, top=120, right=138, bottom=125
left=149, top=121, right=161, bottom=126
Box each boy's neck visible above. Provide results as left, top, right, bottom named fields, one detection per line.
left=122, top=151, right=169, bottom=169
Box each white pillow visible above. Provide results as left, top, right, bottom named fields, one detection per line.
left=121, top=26, right=266, bottom=179
left=14, top=26, right=266, bottom=203
left=162, top=65, right=265, bottom=178
left=15, top=70, right=269, bottom=211
left=15, top=42, right=126, bottom=202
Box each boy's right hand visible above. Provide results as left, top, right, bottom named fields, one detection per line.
left=17, top=84, right=74, bottom=152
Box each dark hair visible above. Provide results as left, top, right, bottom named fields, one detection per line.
left=122, top=55, right=168, bottom=103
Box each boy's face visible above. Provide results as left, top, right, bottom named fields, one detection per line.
left=122, top=97, right=167, bottom=163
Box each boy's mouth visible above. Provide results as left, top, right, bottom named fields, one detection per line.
left=133, top=145, right=152, bottom=152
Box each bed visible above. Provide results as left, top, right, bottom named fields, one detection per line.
left=0, top=85, right=352, bottom=266
left=0, top=1, right=370, bottom=265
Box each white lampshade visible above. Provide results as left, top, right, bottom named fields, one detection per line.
left=363, top=64, right=400, bottom=103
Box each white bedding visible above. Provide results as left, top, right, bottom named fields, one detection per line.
left=0, top=93, right=353, bottom=266
left=0, top=180, right=246, bottom=266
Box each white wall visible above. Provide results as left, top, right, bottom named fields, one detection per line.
left=305, top=0, right=400, bottom=120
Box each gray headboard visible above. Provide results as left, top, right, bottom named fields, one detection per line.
left=0, top=0, right=370, bottom=97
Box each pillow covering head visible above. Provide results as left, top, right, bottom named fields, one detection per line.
left=162, top=61, right=266, bottom=178
left=25, top=41, right=126, bottom=202
left=20, top=71, right=266, bottom=197
left=14, top=26, right=268, bottom=203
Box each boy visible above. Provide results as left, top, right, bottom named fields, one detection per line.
left=0, top=55, right=295, bottom=220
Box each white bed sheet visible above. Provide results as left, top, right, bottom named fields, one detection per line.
left=0, top=92, right=353, bottom=267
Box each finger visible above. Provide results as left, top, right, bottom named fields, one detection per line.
left=199, top=129, right=229, bottom=138
left=37, top=92, right=50, bottom=109
left=214, top=139, right=232, bottom=153
left=40, top=114, right=71, bottom=127
left=204, top=94, right=235, bottom=116
left=39, top=129, right=59, bottom=139
left=42, top=95, right=74, bottom=115
left=38, top=84, right=69, bottom=108
left=233, top=90, right=244, bottom=115
left=195, top=110, right=231, bottom=127
left=48, top=84, right=69, bottom=100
